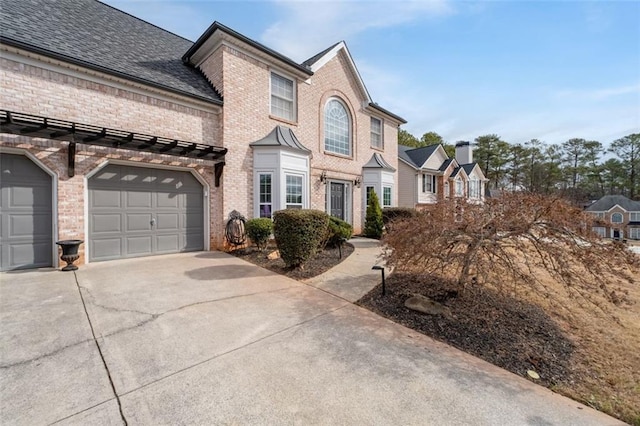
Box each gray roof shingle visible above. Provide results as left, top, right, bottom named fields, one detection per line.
left=0, top=0, right=222, bottom=104
left=362, top=153, right=396, bottom=171
left=585, top=195, right=640, bottom=212
left=398, top=144, right=440, bottom=169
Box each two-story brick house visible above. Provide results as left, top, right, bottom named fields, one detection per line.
left=397, top=141, right=487, bottom=208
left=585, top=195, right=640, bottom=240
left=0, top=0, right=405, bottom=271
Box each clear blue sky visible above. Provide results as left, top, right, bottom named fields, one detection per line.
left=103, top=0, right=640, bottom=147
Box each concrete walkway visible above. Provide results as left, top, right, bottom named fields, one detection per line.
left=303, top=237, right=386, bottom=302
left=0, top=248, right=624, bottom=425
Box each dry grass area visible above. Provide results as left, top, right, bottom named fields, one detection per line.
left=358, top=263, right=640, bottom=425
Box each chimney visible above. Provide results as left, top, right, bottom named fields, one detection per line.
left=455, top=141, right=473, bottom=164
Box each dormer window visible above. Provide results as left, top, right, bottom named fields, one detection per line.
left=270, top=72, right=295, bottom=121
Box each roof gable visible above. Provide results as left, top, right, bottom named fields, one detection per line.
left=398, top=144, right=442, bottom=169
left=585, top=195, right=640, bottom=212
left=461, top=163, right=487, bottom=180
left=0, top=0, right=222, bottom=104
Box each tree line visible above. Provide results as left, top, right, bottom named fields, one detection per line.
left=399, top=129, right=640, bottom=202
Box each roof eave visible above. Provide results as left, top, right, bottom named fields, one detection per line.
left=183, top=22, right=313, bottom=76
left=367, top=103, right=407, bottom=124
left=2, top=37, right=223, bottom=107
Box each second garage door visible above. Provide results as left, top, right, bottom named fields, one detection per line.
left=88, top=164, right=204, bottom=262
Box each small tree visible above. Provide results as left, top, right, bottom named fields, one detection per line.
left=383, top=192, right=639, bottom=314
left=364, top=190, right=383, bottom=239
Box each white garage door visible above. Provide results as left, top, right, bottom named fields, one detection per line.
left=88, top=164, right=204, bottom=262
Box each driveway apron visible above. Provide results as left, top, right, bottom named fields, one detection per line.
left=1, top=251, right=623, bottom=425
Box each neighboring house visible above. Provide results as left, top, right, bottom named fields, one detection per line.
left=0, top=0, right=405, bottom=271
left=585, top=195, right=640, bottom=240
left=397, top=141, right=488, bottom=208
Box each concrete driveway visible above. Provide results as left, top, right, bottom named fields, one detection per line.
left=0, top=252, right=622, bottom=425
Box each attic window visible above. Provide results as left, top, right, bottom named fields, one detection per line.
left=270, top=72, right=295, bottom=121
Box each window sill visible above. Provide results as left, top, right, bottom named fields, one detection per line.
left=269, top=115, right=298, bottom=126
left=323, top=151, right=353, bottom=160
left=370, top=145, right=385, bottom=152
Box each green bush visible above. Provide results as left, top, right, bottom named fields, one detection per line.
left=382, top=207, right=417, bottom=225
left=245, top=218, right=273, bottom=251
left=322, top=216, right=353, bottom=248
left=273, top=209, right=329, bottom=268
left=364, top=190, right=384, bottom=239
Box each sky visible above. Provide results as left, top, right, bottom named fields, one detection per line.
left=103, top=0, right=640, bottom=147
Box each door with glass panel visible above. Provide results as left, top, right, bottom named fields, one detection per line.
left=330, top=182, right=345, bottom=220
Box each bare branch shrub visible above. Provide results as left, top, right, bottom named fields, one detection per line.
left=383, top=192, right=639, bottom=314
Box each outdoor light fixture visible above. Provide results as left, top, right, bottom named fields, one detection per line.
left=372, top=265, right=386, bottom=296
left=353, top=176, right=362, bottom=188
left=320, top=170, right=327, bottom=184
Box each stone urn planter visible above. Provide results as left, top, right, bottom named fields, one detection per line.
left=56, top=240, right=83, bottom=271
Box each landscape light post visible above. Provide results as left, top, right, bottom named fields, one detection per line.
left=372, top=265, right=385, bottom=296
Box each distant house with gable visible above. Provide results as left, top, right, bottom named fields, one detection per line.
left=397, top=141, right=488, bottom=208
left=585, top=195, right=640, bottom=240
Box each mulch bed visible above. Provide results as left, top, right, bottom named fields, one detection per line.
left=230, top=242, right=355, bottom=280
left=357, top=272, right=576, bottom=387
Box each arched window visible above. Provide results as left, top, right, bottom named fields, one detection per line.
left=611, top=212, right=623, bottom=223
left=324, top=98, right=351, bottom=156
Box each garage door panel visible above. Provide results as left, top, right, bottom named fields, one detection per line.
left=8, top=213, right=52, bottom=237
left=126, top=236, right=153, bottom=255
left=92, top=214, right=122, bottom=233
left=156, top=213, right=178, bottom=230
left=0, top=154, right=53, bottom=271
left=156, top=234, right=179, bottom=252
left=92, top=238, right=122, bottom=260
left=126, top=214, right=153, bottom=232
left=8, top=184, right=52, bottom=208
left=89, top=165, right=204, bottom=262
left=156, top=192, right=179, bottom=208
left=92, top=189, right=121, bottom=208
left=126, top=191, right=152, bottom=208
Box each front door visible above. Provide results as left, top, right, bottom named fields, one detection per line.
left=613, top=229, right=622, bottom=240
left=330, top=182, right=345, bottom=220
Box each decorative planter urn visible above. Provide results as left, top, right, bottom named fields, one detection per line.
left=56, top=240, right=83, bottom=271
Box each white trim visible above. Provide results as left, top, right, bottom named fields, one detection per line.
left=269, top=70, right=297, bottom=122
left=1, top=48, right=222, bottom=114
left=84, top=159, right=211, bottom=263
left=606, top=204, right=628, bottom=213
left=323, top=97, right=352, bottom=157
left=0, top=147, right=58, bottom=269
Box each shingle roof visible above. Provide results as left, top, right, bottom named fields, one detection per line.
left=461, top=163, right=478, bottom=175
left=250, top=126, right=311, bottom=154
left=439, top=158, right=453, bottom=172
left=398, top=144, right=440, bottom=169
left=585, top=195, right=640, bottom=212
left=0, top=0, right=222, bottom=104
left=301, top=42, right=342, bottom=68
left=362, top=153, right=396, bottom=171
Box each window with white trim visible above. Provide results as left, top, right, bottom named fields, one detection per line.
left=270, top=72, right=295, bottom=121
left=455, top=178, right=464, bottom=196
left=324, top=98, right=351, bottom=156
left=383, top=186, right=392, bottom=208
left=422, top=174, right=436, bottom=193
left=590, top=212, right=605, bottom=219
left=629, top=228, right=640, bottom=240
left=469, top=178, right=481, bottom=199
left=366, top=186, right=375, bottom=206
left=611, top=212, right=624, bottom=224
left=592, top=226, right=606, bottom=238
left=630, top=212, right=640, bottom=221
left=370, top=117, right=383, bottom=149
left=285, top=174, right=303, bottom=209
left=258, top=173, right=272, bottom=218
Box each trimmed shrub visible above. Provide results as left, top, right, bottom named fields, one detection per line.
left=273, top=209, right=329, bottom=268
left=322, top=216, right=353, bottom=248
left=364, top=190, right=384, bottom=239
left=382, top=207, right=417, bottom=225
left=245, top=218, right=273, bottom=251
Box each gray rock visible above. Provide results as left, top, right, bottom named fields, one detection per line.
left=405, top=294, right=451, bottom=317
